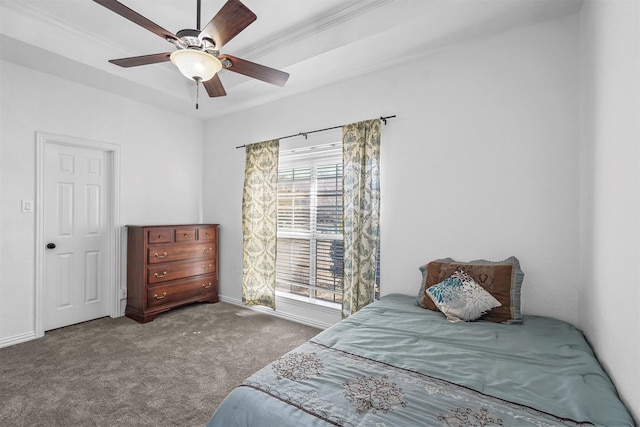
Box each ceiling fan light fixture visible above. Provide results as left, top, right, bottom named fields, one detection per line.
left=170, top=49, right=222, bottom=82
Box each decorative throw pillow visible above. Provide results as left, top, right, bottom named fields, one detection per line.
left=417, top=256, right=524, bottom=324
left=426, top=270, right=502, bottom=322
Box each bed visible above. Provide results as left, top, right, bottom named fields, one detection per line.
left=207, top=259, right=634, bottom=427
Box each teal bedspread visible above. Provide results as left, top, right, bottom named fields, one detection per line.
left=207, top=294, right=634, bottom=427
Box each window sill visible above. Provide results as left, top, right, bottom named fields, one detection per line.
left=275, top=291, right=341, bottom=312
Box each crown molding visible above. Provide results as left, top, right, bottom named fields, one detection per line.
left=218, top=0, right=393, bottom=60
left=2, top=0, right=122, bottom=53
left=2, top=0, right=392, bottom=64
left=0, top=0, right=177, bottom=79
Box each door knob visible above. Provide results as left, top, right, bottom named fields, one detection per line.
left=46, top=243, right=56, bottom=249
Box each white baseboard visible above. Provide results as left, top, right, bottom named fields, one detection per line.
left=218, top=295, right=340, bottom=330
left=0, top=331, right=37, bottom=348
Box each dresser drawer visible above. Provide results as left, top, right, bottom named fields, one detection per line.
left=147, top=228, right=174, bottom=244
left=147, top=242, right=214, bottom=264
left=147, top=259, right=215, bottom=284
left=147, top=275, right=217, bottom=308
left=175, top=227, right=197, bottom=242
left=198, top=226, right=217, bottom=242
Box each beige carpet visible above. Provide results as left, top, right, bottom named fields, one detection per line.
left=0, top=302, right=321, bottom=426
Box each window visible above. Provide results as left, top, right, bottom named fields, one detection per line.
left=275, top=143, right=380, bottom=306
left=276, top=144, right=344, bottom=304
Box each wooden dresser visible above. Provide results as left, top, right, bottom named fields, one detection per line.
left=125, top=224, right=219, bottom=323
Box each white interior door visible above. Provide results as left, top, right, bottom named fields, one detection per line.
left=43, top=143, right=111, bottom=331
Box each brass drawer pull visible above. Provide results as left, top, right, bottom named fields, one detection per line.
left=154, top=271, right=168, bottom=278
left=203, top=264, right=212, bottom=270
left=202, top=282, right=212, bottom=289
left=153, top=292, right=167, bottom=300
left=154, top=252, right=168, bottom=258
left=184, top=233, right=189, bottom=237
left=157, top=235, right=163, bottom=239
left=203, top=248, right=212, bottom=254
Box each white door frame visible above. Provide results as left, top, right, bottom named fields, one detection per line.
left=35, top=132, right=121, bottom=338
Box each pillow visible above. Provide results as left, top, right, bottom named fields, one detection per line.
left=417, top=256, right=524, bottom=324
left=426, top=270, right=502, bottom=322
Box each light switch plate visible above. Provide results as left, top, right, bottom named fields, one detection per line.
left=21, top=200, right=34, bottom=213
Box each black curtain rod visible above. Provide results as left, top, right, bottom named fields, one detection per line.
left=235, top=115, right=396, bottom=149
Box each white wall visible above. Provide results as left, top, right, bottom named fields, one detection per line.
left=203, top=14, right=581, bottom=323
left=579, top=0, right=640, bottom=420
left=0, top=61, right=205, bottom=346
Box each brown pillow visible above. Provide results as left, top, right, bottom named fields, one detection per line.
left=418, top=257, right=524, bottom=324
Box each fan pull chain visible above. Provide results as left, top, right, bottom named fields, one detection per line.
left=194, top=77, right=201, bottom=110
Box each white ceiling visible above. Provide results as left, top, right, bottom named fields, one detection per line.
left=0, top=0, right=582, bottom=120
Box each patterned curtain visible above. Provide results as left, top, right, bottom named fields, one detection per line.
left=341, top=119, right=381, bottom=318
left=242, top=139, right=279, bottom=310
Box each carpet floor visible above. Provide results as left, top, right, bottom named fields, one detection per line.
left=0, top=302, right=321, bottom=426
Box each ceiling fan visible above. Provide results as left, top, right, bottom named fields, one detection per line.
left=93, top=0, right=290, bottom=106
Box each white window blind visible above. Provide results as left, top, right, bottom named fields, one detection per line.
left=276, top=144, right=345, bottom=304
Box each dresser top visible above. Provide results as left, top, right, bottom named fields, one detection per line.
left=126, top=224, right=219, bottom=228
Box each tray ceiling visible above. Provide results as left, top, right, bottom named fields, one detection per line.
left=0, top=0, right=582, bottom=119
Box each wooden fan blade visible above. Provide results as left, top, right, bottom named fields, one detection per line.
left=219, top=55, right=289, bottom=87
left=200, top=0, right=256, bottom=49
left=109, top=52, right=172, bottom=68
left=93, top=0, right=179, bottom=43
left=203, top=75, right=227, bottom=97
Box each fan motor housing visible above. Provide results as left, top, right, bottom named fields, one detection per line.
left=176, top=29, right=202, bottom=48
